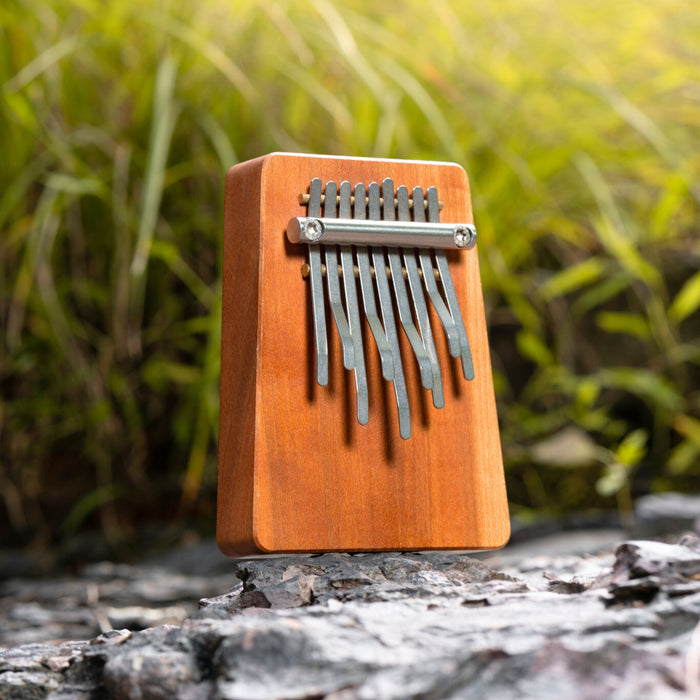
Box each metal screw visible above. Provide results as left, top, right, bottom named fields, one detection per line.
left=303, top=218, right=325, bottom=242
left=453, top=225, right=477, bottom=249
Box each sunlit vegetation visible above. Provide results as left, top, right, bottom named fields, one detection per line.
left=1, top=0, right=698, bottom=545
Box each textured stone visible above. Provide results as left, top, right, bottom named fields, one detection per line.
left=1, top=536, right=699, bottom=699
left=634, top=493, right=700, bottom=537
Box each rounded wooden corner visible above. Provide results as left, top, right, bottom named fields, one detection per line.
left=251, top=527, right=279, bottom=554
left=216, top=535, right=262, bottom=558
left=487, top=518, right=512, bottom=551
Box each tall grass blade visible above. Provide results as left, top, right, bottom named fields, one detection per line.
left=129, top=53, right=180, bottom=354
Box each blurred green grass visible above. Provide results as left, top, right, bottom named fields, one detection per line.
left=1, top=0, right=699, bottom=546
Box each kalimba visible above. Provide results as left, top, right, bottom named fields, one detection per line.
left=217, top=153, right=509, bottom=555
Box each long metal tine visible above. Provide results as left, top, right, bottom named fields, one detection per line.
left=323, top=181, right=354, bottom=370
left=414, top=189, right=461, bottom=358
left=427, top=187, right=475, bottom=380
left=354, top=184, right=395, bottom=382
left=400, top=186, right=444, bottom=409
left=369, top=182, right=410, bottom=439
left=339, top=181, right=368, bottom=425
left=307, top=178, right=328, bottom=385
left=383, top=178, right=433, bottom=391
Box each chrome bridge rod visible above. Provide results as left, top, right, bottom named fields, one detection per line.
left=288, top=217, right=476, bottom=250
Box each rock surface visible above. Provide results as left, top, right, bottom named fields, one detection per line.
left=634, top=493, right=700, bottom=538
left=1, top=535, right=700, bottom=699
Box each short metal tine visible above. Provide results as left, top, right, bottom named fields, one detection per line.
left=414, top=189, right=461, bottom=358
left=338, top=179, right=352, bottom=219
left=370, top=182, right=410, bottom=439
left=339, top=181, right=368, bottom=425
left=401, top=187, right=443, bottom=408
left=354, top=185, right=394, bottom=382
left=427, top=187, right=475, bottom=380
left=307, top=178, right=328, bottom=385
left=383, top=179, right=433, bottom=391
left=323, top=181, right=355, bottom=370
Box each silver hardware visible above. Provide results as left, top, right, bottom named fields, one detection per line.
left=288, top=217, right=477, bottom=250
left=323, top=181, right=355, bottom=371
left=369, top=182, right=410, bottom=439
left=383, top=179, right=433, bottom=392
left=296, top=178, right=476, bottom=438
left=303, top=217, right=325, bottom=242
left=428, top=188, right=475, bottom=380
left=354, top=183, right=395, bottom=383
left=339, top=180, right=368, bottom=425
left=453, top=224, right=477, bottom=249
left=400, top=185, right=443, bottom=409
left=307, top=178, right=328, bottom=386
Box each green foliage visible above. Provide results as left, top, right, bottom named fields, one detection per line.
left=1, top=0, right=699, bottom=543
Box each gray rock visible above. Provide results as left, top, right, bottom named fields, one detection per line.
left=1, top=536, right=699, bottom=699
left=634, top=492, right=700, bottom=537
left=0, top=558, right=237, bottom=647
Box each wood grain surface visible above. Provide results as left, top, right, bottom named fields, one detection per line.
left=218, top=153, right=509, bottom=555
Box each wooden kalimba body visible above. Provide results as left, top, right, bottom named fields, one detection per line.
left=217, top=153, right=509, bottom=556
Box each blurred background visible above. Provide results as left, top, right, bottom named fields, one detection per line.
left=1, top=0, right=698, bottom=558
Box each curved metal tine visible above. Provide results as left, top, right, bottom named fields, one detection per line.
left=339, top=181, right=368, bottom=425
left=414, top=189, right=461, bottom=358
left=307, top=178, right=328, bottom=385
left=369, top=182, right=410, bottom=439
left=427, top=187, right=475, bottom=380
left=354, top=184, right=394, bottom=382
left=383, top=179, right=433, bottom=391
left=400, top=187, right=444, bottom=409
left=323, top=181, right=354, bottom=371
left=355, top=183, right=394, bottom=382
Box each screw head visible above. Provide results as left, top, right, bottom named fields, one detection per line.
left=303, top=218, right=325, bottom=242
left=453, top=225, right=477, bottom=249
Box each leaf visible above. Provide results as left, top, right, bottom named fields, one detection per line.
left=539, top=257, right=607, bottom=301
left=516, top=330, right=554, bottom=367
left=60, top=484, right=124, bottom=536
left=149, top=240, right=216, bottom=307
left=614, top=428, right=647, bottom=466
left=673, top=413, right=700, bottom=447
left=572, top=273, right=633, bottom=316
left=666, top=440, right=700, bottom=476
left=130, top=53, right=180, bottom=279
left=45, top=172, right=106, bottom=197
left=668, top=270, right=700, bottom=324
left=597, top=368, right=684, bottom=412
left=4, top=34, right=87, bottom=92
left=595, top=311, right=650, bottom=339
left=596, top=462, right=628, bottom=496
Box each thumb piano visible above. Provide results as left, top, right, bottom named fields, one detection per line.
left=217, top=153, right=509, bottom=555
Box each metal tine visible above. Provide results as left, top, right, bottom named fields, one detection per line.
left=383, top=178, right=434, bottom=391
left=339, top=181, right=368, bottom=425
left=369, top=182, right=411, bottom=439
left=400, top=187, right=444, bottom=409
left=307, top=178, right=328, bottom=385
left=427, top=187, right=475, bottom=380
left=413, top=188, right=461, bottom=358
left=323, top=181, right=355, bottom=371
left=354, top=184, right=395, bottom=382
